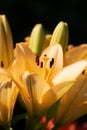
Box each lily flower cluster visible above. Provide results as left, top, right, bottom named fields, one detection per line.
left=0, top=14, right=87, bottom=130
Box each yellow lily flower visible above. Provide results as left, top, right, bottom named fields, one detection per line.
left=12, top=42, right=63, bottom=84
left=10, top=42, right=87, bottom=118
left=55, top=74, right=87, bottom=126
left=64, top=44, right=87, bottom=66
left=0, top=15, right=18, bottom=127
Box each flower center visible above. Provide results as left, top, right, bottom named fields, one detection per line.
left=36, top=55, right=54, bottom=81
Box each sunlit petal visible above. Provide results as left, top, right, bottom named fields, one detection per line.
left=64, top=44, right=87, bottom=66
left=40, top=44, right=63, bottom=80
left=22, top=71, right=75, bottom=117
left=55, top=74, right=87, bottom=126
left=52, top=60, right=87, bottom=85
left=11, top=43, right=37, bottom=78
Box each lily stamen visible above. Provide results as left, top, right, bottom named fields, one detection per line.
left=36, top=56, right=39, bottom=66
left=0, top=61, right=4, bottom=67
left=82, top=70, right=85, bottom=74
left=50, top=58, right=54, bottom=68
left=43, top=54, right=49, bottom=63
left=35, top=54, right=54, bottom=81
left=40, top=61, right=43, bottom=68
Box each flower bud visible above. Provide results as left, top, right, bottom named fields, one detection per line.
left=29, top=23, right=45, bottom=56
left=0, top=15, right=13, bottom=68
left=50, top=21, right=69, bottom=53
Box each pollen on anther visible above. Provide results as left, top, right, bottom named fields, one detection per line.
left=82, top=70, right=85, bottom=74
left=0, top=61, right=4, bottom=67
left=40, top=61, right=43, bottom=68
left=36, top=56, right=39, bottom=66
left=50, top=58, right=54, bottom=68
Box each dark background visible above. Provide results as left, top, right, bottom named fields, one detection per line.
left=0, top=0, right=87, bottom=46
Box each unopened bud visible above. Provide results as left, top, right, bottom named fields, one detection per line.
left=0, top=15, right=13, bottom=68
left=29, top=24, right=45, bottom=56
left=50, top=21, right=69, bottom=53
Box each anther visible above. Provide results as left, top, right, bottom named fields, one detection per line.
left=50, top=58, right=54, bottom=68
left=82, top=70, right=85, bottom=74
left=40, top=61, right=43, bottom=68
left=52, top=58, right=54, bottom=64
left=36, top=56, right=39, bottom=66
left=0, top=61, right=4, bottom=67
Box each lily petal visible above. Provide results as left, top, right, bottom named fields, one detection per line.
left=0, top=68, right=18, bottom=125
left=0, top=68, right=32, bottom=117
left=12, top=43, right=63, bottom=83
left=55, top=74, right=87, bottom=126
left=42, top=81, right=74, bottom=113
left=64, top=44, right=87, bottom=66
left=40, top=44, right=63, bottom=80
left=52, top=60, right=87, bottom=86
left=53, top=81, right=75, bottom=101
left=12, top=43, right=37, bottom=78
left=22, top=71, right=75, bottom=117
left=22, top=71, right=52, bottom=115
